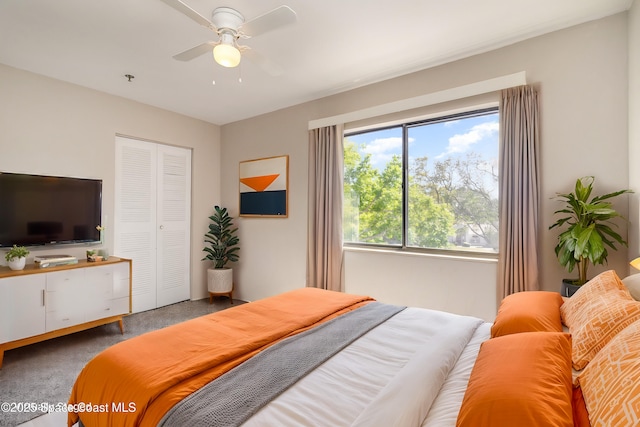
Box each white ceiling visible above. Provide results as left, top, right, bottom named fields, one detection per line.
left=0, top=0, right=633, bottom=125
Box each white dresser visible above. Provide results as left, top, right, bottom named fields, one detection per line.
left=0, top=257, right=131, bottom=368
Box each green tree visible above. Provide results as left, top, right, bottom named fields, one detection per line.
left=344, top=139, right=379, bottom=241
left=407, top=184, right=454, bottom=247
left=343, top=139, right=363, bottom=241
left=344, top=139, right=455, bottom=247
left=362, top=155, right=402, bottom=243
left=410, top=152, right=498, bottom=249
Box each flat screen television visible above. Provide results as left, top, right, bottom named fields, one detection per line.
left=0, top=172, right=102, bottom=248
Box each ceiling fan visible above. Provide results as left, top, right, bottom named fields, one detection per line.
left=159, top=0, right=297, bottom=76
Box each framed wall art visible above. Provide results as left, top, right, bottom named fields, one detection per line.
left=239, top=155, right=288, bottom=217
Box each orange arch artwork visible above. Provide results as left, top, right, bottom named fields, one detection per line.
left=239, top=155, right=288, bottom=217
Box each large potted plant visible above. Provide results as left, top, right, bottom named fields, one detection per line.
left=4, top=245, right=30, bottom=271
left=549, top=176, right=631, bottom=296
left=202, top=206, right=240, bottom=303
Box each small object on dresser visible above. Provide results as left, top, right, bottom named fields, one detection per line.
left=34, top=255, right=78, bottom=268
left=86, top=250, right=103, bottom=262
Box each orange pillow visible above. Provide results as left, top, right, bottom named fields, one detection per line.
left=456, top=332, right=573, bottom=427
left=570, top=293, right=640, bottom=370
left=577, top=319, right=640, bottom=425
left=572, top=386, right=590, bottom=427
left=491, top=291, right=564, bottom=337
left=560, top=271, right=640, bottom=370
left=561, top=269, right=627, bottom=329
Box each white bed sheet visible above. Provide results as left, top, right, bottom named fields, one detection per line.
left=421, top=322, right=491, bottom=426
left=242, top=307, right=490, bottom=427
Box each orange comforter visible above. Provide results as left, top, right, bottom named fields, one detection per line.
left=68, top=288, right=373, bottom=427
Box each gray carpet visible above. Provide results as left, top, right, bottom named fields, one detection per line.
left=0, top=297, right=243, bottom=426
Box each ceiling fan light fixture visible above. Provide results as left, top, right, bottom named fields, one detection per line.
left=164, top=1, right=296, bottom=75
left=213, top=42, right=241, bottom=68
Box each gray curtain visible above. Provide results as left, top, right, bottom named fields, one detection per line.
left=498, top=85, right=540, bottom=300
left=307, top=125, right=344, bottom=291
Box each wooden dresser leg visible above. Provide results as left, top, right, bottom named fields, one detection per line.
left=0, top=349, right=4, bottom=369
left=118, top=318, right=124, bottom=334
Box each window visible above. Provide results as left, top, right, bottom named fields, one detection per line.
left=343, top=107, right=499, bottom=254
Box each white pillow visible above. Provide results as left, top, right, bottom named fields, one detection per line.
left=622, top=273, right=640, bottom=301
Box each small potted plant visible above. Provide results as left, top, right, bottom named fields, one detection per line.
left=86, top=250, right=103, bottom=262
left=549, top=176, right=631, bottom=296
left=202, top=206, right=240, bottom=303
left=4, top=245, right=30, bottom=271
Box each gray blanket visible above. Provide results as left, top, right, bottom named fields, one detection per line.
left=159, top=301, right=405, bottom=427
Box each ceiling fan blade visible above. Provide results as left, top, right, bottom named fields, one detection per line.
left=241, top=47, right=284, bottom=76
left=240, top=5, right=296, bottom=38
left=159, top=0, right=216, bottom=32
left=173, top=42, right=217, bottom=61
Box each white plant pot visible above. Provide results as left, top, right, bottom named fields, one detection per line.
left=8, top=256, right=26, bottom=271
left=207, top=268, right=233, bottom=293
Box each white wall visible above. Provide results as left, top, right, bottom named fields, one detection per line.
left=0, top=64, right=221, bottom=301
left=629, top=0, right=640, bottom=269
left=345, top=249, right=497, bottom=321
left=221, top=13, right=630, bottom=321
left=220, top=105, right=312, bottom=302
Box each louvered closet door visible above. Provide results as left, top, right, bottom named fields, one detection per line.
left=156, top=144, right=191, bottom=307
left=115, top=137, right=158, bottom=313
left=114, top=136, right=191, bottom=313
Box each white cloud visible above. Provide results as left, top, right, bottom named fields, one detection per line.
left=361, top=137, right=402, bottom=168
left=362, top=137, right=402, bottom=154
left=438, top=121, right=498, bottom=157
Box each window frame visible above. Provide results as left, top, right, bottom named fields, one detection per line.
left=343, top=106, right=500, bottom=259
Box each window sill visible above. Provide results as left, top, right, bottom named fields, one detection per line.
left=343, top=245, right=498, bottom=264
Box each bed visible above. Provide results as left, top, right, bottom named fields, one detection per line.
left=67, top=272, right=640, bottom=427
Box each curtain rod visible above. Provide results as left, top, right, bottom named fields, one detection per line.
left=308, top=71, right=526, bottom=130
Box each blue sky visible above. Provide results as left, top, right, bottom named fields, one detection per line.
left=346, top=112, right=499, bottom=172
